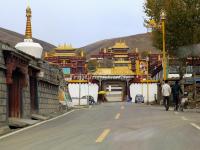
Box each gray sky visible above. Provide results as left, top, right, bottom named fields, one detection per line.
left=0, top=0, right=147, bottom=47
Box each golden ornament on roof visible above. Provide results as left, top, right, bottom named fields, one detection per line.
left=55, top=44, right=75, bottom=50
left=112, top=41, right=128, bottom=49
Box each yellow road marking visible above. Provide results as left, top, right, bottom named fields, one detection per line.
left=181, top=116, right=188, bottom=121
left=190, top=123, right=200, bottom=130
left=121, top=106, right=125, bottom=110
left=115, top=113, right=121, bottom=120
left=96, top=129, right=111, bottom=143
left=174, top=112, right=179, bottom=115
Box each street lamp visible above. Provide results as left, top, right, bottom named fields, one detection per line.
left=160, top=9, right=167, bottom=81
left=146, top=56, right=150, bottom=105
left=87, top=74, right=92, bottom=107
left=146, top=10, right=167, bottom=81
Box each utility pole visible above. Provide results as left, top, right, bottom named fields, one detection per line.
left=78, top=74, right=81, bottom=106
left=146, top=56, right=149, bottom=105
left=87, top=74, right=90, bottom=107
left=160, top=10, right=167, bottom=81
left=146, top=10, right=167, bottom=81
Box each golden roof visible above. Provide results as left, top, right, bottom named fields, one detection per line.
left=92, top=67, right=135, bottom=76
left=55, top=44, right=76, bottom=50
left=45, top=44, right=77, bottom=57
left=45, top=51, right=76, bottom=57
left=112, top=41, right=129, bottom=49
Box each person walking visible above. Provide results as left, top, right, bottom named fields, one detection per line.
left=162, top=80, right=171, bottom=111
left=172, top=81, right=183, bottom=111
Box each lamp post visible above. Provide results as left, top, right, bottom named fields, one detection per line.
left=160, top=10, right=167, bottom=81
left=146, top=10, right=167, bottom=81
left=78, top=74, right=81, bottom=106
left=87, top=74, right=91, bottom=107
left=87, top=81, right=90, bottom=107
left=146, top=56, right=149, bottom=105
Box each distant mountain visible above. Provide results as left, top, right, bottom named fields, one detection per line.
left=81, top=33, right=160, bottom=55
left=0, top=27, right=56, bottom=51
left=0, top=27, right=160, bottom=56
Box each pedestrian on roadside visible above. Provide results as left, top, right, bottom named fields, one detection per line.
left=162, top=80, right=171, bottom=111
left=172, top=80, right=183, bottom=111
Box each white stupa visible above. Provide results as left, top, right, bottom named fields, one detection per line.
left=15, top=5, right=43, bottom=58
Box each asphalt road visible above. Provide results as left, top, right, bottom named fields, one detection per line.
left=1, top=103, right=200, bottom=150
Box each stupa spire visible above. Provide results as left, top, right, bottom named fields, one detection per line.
left=25, top=1, right=32, bottom=39
left=15, top=0, right=43, bottom=58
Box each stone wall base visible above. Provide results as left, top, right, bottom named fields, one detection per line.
left=0, top=126, right=10, bottom=135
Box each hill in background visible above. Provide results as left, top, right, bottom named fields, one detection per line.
left=0, top=27, right=56, bottom=51
left=0, top=27, right=159, bottom=56
left=81, top=33, right=160, bottom=55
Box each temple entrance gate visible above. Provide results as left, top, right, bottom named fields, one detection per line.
left=92, top=75, right=134, bottom=103
left=102, top=80, right=126, bottom=102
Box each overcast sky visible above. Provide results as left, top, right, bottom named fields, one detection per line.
left=0, top=0, right=147, bottom=47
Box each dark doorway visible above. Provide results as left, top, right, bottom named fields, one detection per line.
left=29, top=76, right=38, bottom=113
left=9, top=69, right=23, bottom=118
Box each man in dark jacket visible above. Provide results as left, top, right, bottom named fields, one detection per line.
left=172, top=81, right=183, bottom=111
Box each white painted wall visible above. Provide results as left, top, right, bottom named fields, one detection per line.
left=68, top=83, right=99, bottom=105
left=130, top=83, right=158, bottom=103
left=168, top=74, right=192, bottom=78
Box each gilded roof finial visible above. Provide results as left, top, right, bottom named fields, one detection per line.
left=81, top=50, right=84, bottom=57
left=112, top=40, right=128, bottom=49
left=103, top=48, right=107, bottom=53
left=27, top=0, right=30, bottom=8
left=25, top=0, right=32, bottom=39
left=136, top=48, right=138, bottom=53
left=44, top=52, right=48, bottom=58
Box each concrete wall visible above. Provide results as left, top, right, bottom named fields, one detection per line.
left=68, top=83, right=99, bottom=105
left=0, top=70, right=8, bottom=125
left=0, top=44, right=68, bottom=129
left=0, top=48, right=31, bottom=122
left=130, top=83, right=158, bottom=103
left=22, top=81, right=31, bottom=118
left=0, top=50, right=8, bottom=126
left=37, top=81, right=59, bottom=115
left=36, top=61, right=63, bottom=115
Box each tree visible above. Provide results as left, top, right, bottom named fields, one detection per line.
left=141, top=51, right=149, bottom=58
left=144, top=0, right=200, bottom=57
left=87, top=60, right=98, bottom=72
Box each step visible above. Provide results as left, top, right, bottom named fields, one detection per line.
left=8, top=118, right=39, bottom=128
left=31, top=114, right=50, bottom=121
